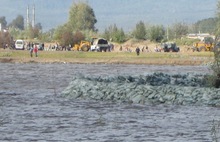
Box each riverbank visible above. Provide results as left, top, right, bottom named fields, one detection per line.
left=0, top=49, right=214, bottom=65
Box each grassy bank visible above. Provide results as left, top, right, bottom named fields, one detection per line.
left=0, top=49, right=214, bottom=65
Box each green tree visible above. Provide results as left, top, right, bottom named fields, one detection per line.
left=116, top=28, right=126, bottom=43
left=35, top=23, right=42, bottom=30
left=210, top=0, right=220, bottom=88
left=60, top=30, right=73, bottom=46
left=103, top=24, right=126, bottom=43
left=73, top=31, right=85, bottom=44
left=216, top=0, right=220, bottom=42
left=0, top=16, right=7, bottom=29
left=148, top=25, right=165, bottom=42
left=68, top=2, right=97, bottom=32
left=54, top=24, right=86, bottom=46
left=193, top=18, right=217, bottom=34
left=132, top=21, right=146, bottom=40
left=171, top=22, right=188, bottom=39
left=54, top=25, right=64, bottom=42
left=0, top=30, right=14, bottom=49
left=9, top=15, right=24, bottom=30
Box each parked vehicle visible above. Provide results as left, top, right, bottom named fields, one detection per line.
left=15, top=40, right=25, bottom=50
left=34, top=42, right=44, bottom=50
left=191, top=37, right=214, bottom=52
left=191, top=41, right=213, bottom=52
left=90, top=38, right=110, bottom=52
left=161, top=42, right=180, bottom=52
left=72, top=41, right=91, bottom=51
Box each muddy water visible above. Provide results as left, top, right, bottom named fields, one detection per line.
left=0, top=63, right=219, bottom=142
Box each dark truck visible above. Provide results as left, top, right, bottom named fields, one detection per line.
left=161, top=42, right=180, bottom=52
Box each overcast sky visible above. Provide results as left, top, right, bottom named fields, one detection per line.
left=0, top=0, right=218, bottom=32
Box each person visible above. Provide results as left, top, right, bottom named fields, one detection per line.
left=42, top=43, right=44, bottom=50
left=136, top=47, right=140, bottom=56
left=142, top=47, right=144, bottom=52
left=119, top=45, right=123, bottom=51
left=28, top=42, right=31, bottom=49
left=154, top=45, right=160, bottom=52
left=30, top=46, right=33, bottom=57
left=33, top=44, right=38, bottom=57
left=146, top=46, right=149, bottom=52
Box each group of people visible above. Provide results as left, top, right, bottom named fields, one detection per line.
left=29, top=44, right=38, bottom=57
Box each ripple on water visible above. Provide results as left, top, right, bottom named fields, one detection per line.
left=0, top=63, right=218, bottom=141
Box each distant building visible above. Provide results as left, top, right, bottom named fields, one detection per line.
left=0, top=23, right=2, bottom=31
left=187, top=33, right=215, bottom=41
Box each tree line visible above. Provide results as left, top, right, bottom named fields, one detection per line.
left=0, top=1, right=218, bottom=48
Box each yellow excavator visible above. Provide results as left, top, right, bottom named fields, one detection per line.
left=192, top=41, right=214, bottom=52
left=72, top=41, right=91, bottom=51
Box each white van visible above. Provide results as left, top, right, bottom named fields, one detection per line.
left=15, top=40, right=25, bottom=50
left=90, top=38, right=110, bottom=52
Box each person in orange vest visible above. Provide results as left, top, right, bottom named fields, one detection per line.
left=33, top=44, right=38, bottom=57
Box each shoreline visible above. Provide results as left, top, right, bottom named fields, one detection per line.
left=0, top=57, right=212, bottom=66
left=0, top=49, right=214, bottom=65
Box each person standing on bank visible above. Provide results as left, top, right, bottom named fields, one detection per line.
left=136, top=47, right=140, bottom=56
left=33, top=44, right=38, bottom=57
left=30, top=46, right=33, bottom=57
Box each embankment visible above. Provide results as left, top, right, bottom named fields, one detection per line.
left=62, top=73, right=220, bottom=106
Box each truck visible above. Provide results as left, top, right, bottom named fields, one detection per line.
left=161, top=42, right=180, bottom=52
left=90, top=38, right=110, bottom=52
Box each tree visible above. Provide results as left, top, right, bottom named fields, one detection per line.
left=73, top=31, right=85, bottom=44
left=216, top=0, right=220, bottom=42
left=60, top=30, right=73, bottom=46
left=148, top=25, right=165, bottom=42
left=103, top=24, right=126, bottom=43
left=171, top=22, right=188, bottom=39
left=0, top=31, right=13, bottom=48
left=193, top=18, right=217, bottom=34
left=68, top=2, right=97, bottom=32
left=54, top=25, right=64, bottom=42
left=9, top=15, right=24, bottom=30
left=35, top=23, right=42, bottom=30
left=54, top=24, right=86, bottom=46
left=0, top=16, right=7, bottom=29
left=132, top=21, right=146, bottom=40
left=210, top=0, right=220, bottom=88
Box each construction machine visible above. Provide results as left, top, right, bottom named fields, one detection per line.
left=192, top=41, right=214, bottom=52
left=72, top=41, right=91, bottom=51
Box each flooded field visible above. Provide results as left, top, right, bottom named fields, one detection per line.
left=0, top=63, right=220, bottom=141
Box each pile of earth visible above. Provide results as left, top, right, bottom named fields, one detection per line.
left=62, top=73, right=220, bottom=106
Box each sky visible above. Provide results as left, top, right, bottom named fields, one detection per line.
left=0, top=0, right=218, bottom=32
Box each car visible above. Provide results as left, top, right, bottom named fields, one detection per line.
left=34, top=42, right=44, bottom=50
left=15, top=39, right=25, bottom=50
left=90, top=38, right=110, bottom=52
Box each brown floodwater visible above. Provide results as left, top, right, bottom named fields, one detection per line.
left=0, top=63, right=219, bottom=142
